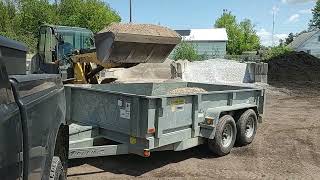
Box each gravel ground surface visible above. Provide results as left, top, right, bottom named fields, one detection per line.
left=68, top=82, right=320, bottom=180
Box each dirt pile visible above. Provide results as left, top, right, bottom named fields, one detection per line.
left=268, top=51, right=320, bottom=83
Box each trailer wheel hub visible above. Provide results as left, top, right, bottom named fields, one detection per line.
left=245, top=117, right=255, bottom=138
left=222, top=124, right=233, bottom=148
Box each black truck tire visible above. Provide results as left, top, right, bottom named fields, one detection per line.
left=49, top=156, right=66, bottom=180
left=208, top=115, right=237, bottom=156
left=236, top=109, right=258, bottom=146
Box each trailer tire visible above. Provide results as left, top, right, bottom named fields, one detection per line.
left=236, top=109, right=257, bottom=146
left=49, top=156, right=66, bottom=180
left=208, top=115, right=237, bottom=156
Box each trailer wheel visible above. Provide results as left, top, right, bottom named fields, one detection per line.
left=208, top=115, right=237, bottom=156
left=236, top=109, right=257, bottom=146
left=49, top=156, right=66, bottom=180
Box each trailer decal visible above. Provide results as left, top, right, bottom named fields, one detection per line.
left=119, top=102, right=131, bottom=119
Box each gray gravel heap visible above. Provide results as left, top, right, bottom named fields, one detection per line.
left=182, top=58, right=250, bottom=84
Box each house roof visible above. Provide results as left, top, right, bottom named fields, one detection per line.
left=288, top=30, right=319, bottom=49
left=175, top=28, right=228, bottom=41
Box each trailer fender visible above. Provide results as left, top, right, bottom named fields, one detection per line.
left=199, top=104, right=257, bottom=139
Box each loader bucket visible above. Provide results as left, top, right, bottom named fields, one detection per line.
left=95, top=23, right=181, bottom=64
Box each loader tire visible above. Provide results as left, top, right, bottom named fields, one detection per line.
left=208, top=115, right=237, bottom=156
left=236, top=109, right=257, bottom=146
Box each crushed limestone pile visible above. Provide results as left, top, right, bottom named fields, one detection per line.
left=169, top=87, right=207, bottom=95
left=182, top=59, right=250, bottom=84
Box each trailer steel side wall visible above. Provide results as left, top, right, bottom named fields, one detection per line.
left=65, top=82, right=264, bottom=156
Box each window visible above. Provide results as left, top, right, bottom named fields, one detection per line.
left=44, top=28, right=53, bottom=63
left=38, top=29, right=46, bottom=54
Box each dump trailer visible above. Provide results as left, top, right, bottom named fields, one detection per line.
left=65, top=82, right=265, bottom=158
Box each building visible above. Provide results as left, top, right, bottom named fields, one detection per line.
left=175, top=28, right=228, bottom=58
left=288, top=29, right=320, bottom=58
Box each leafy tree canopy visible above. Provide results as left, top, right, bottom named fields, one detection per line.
left=309, top=0, right=320, bottom=29
left=172, top=42, right=201, bottom=61
left=0, top=0, right=121, bottom=52
left=284, top=33, right=295, bottom=45
left=215, top=10, right=260, bottom=55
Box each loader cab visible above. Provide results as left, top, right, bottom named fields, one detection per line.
left=32, top=25, right=94, bottom=74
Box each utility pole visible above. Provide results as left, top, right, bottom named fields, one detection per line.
left=129, top=0, right=132, bottom=23
left=272, top=6, right=278, bottom=47
left=272, top=10, right=275, bottom=47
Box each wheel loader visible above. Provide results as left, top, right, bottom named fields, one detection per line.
left=30, top=23, right=181, bottom=84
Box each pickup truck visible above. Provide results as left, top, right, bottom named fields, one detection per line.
left=0, top=36, right=69, bottom=180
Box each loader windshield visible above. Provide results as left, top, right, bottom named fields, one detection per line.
left=58, top=31, right=93, bottom=50
left=56, top=27, right=94, bottom=59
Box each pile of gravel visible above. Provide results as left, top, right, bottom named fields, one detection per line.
left=99, top=23, right=180, bottom=37
left=169, top=87, right=207, bottom=95
left=268, top=52, right=320, bottom=83
left=182, top=59, right=250, bottom=84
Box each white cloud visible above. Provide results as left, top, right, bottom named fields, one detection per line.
left=257, top=28, right=288, bottom=47
left=298, top=9, right=312, bottom=14
left=281, top=0, right=316, bottom=4
left=288, top=14, right=300, bottom=22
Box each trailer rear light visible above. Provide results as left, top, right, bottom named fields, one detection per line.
left=205, top=117, right=214, bottom=125
left=147, top=128, right=156, bottom=134
left=143, top=149, right=150, bottom=157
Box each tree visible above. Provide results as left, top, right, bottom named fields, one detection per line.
left=239, top=19, right=260, bottom=52
left=279, top=39, right=284, bottom=47
left=309, top=0, right=320, bottom=29
left=58, top=0, right=121, bottom=33
left=215, top=11, right=241, bottom=55
left=284, top=33, right=295, bottom=45
left=172, top=42, right=200, bottom=61
left=262, top=46, right=292, bottom=62
left=215, top=10, right=260, bottom=55
left=0, top=0, right=121, bottom=52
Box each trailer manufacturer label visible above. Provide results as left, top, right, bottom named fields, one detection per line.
left=118, top=99, right=131, bottom=119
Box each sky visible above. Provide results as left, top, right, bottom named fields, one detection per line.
left=105, top=0, right=317, bottom=46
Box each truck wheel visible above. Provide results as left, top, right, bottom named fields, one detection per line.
left=208, top=115, right=237, bottom=156
left=49, top=156, right=66, bottom=180
left=236, top=109, right=257, bottom=146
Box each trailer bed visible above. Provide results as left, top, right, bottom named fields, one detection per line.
left=65, top=82, right=265, bottom=158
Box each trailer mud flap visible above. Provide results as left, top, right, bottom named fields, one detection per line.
left=199, top=123, right=216, bottom=139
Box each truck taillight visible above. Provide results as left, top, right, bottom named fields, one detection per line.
left=147, top=128, right=156, bottom=134
left=143, top=149, right=150, bottom=157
